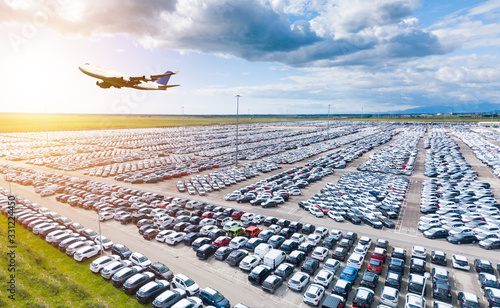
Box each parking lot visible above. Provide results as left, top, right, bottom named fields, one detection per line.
left=3, top=122, right=500, bottom=308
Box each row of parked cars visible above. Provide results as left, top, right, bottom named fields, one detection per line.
left=454, top=127, right=500, bottom=179
left=0, top=187, right=251, bottom=308
left=298, top=171, right=406, bottom=229
left=357, top=127, right=425, bottom=175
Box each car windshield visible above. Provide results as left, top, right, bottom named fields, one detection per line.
left=138, top=256, right=148, bottom=262
left=158, top=266, right=169, bottom=273
left=213, top=292, right=224, bottom=302
left=185, top=278, right=195, bottom=287
left=305, top=292, right=316, bottom=298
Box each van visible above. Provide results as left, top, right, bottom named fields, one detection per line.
left=227, top=226, right=244, bottom=238
left=254, top=243, right=272, bottom=259
left=245, top=226, right=262, bottom=238
left=321, top=294, right=345, bottom=308
left=216, top=216, right=232, bottom=228
left=262, top=249, right=286, bottom=269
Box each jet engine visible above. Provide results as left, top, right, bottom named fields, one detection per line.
left=96, top=81, right=112, bottom=88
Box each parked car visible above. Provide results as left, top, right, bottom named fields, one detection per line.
left=199, top=287, right=230, bottom=308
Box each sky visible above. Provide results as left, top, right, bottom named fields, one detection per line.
left=0, top=0, right=499, bottom=115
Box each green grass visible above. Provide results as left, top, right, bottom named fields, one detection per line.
left=0, top=214, right=145, bottom=308
left=0, top=113, right=304, bottom=133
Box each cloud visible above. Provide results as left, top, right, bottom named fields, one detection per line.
left=1, top=0, right=446, bottom=67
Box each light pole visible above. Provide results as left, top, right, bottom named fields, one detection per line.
left=327, top=104, right=330, bottom=141
left=235, top=95, right=241, bottom=167
left=97, top=211, right=103, bottom=255
left=182, top=106, right=185, bottom=136
left=422, top=272, right=431, bottom=299
left=361, top=107, right=364, bottom=120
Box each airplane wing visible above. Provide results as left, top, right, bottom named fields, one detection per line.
left=129, top=71, right=179, bottom=82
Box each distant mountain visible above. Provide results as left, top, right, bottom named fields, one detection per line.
left=395, top=102, right=500, bottom=114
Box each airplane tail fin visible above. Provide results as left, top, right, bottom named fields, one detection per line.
left=157, top=71, right=173, bottom=85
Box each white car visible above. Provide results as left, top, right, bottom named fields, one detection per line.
left=288, top=272, right=310, bottom=291
left=327, top=211, right=345, bottom=222
left=323, top=258, right=340, bottom=274
left=94, top=235, right=114, bottom=250
left=129, top=252, right=152, bottom=268
left=306, top=234, right=322, bottom=246
left=199, top=218, right=216, bottom=226
left=229, top=236, right=248, bottom=249
left=200, top=225, right=219, bottom=236
left=380, top=286, right=400, bottom=307
left=313, top=269, right=334, bottom=287
left=223, top=221, right=240, bottom=231
left=303, top=283, right=325, bottom=306
left=412, top=245, right=426, bottom=259
left=66, top=240, right=94, bottom=256
left=452, top=254, right=470, bottom=270
left=311, top=247, right=329, bottom=261
left=346, top=253, right=365, bottom=269
left=405, top=294, right=425, bottom=308
left=252, top=215, right=266, bottom=224
left=239, top=255, right=261, bottom=271
left=309, top=207, right=325, bottom=217
left=314, top=227, right=329, bottom=238
left=353, top=244, right=369, bottom=256
left=268, top=224, right=282, bottom=234
left=155, top=230, right=175, bottom=242
left=241, top=213, right=255, bottom=221
left=329, top=229, right=343, bottom=240
left=89, top=255, right=121, bottom=273
left=291, top=233, right=305, bottom=243
left=171, top=296, right=203, bottom=308
left=172, top=273, right=200, bottom=296
left=45, top=229, right=74, bottom=243
left=74, top=245, right=101, bottom=262
left=165, top=232, right=186, bottom=245
left=101, top=260, right=133, bottom=279
left=98, top=211, right=114, bottom=221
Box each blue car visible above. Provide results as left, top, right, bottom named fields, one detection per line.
left=339, top=266, right=358, bottom=283
left=199, top=287, right=230, bottom=308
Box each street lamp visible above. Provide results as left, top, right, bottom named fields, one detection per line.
left=97, top=211, right=104, bottom=255
left=235, top=95, right=241, bottom=167
left=422, top=272, right=431, bottom=298
left=182, top=106, right=185, bottom=136
left=327, top=104, right=330, bottom=141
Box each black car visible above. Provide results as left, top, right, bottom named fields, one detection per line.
left=184, top=224, right=202, bottom=233
left=208, top=243, right=230, bottom=258
left=408, top=274, right=426, bottom=295
left=457, top=291, right=480, bottom=308
left=274, top=263, right=294, bottom=280
left=148, top=262, right=174, bottom=281
left=298, top=242, right=315, bottom=255
left=183, top=232, right=203, bottom=245
left=431, top=250, right=447, bottom=266
left=279, top=240, right=299, bottom=253
left=286, top=250, right=306, bottom=266
left=209, top=229, right=226, bottom=241
left=332, top=279, right=352, bottom=299
left=301, top=224, right=316, bottom=235
left=120, top=214, right=133, bottom=224
left=279, top=228, right=294, bottom=239
left=173, top=222, right=190, bottom=232
left=159, top=222, right=175, bottom=231
left=352, top=287, right=375, bottom=308
left=447, top=233, right=478, bottom=244
left=225, top=249, right=248, bottom=266
left=475, top=259, right=495, bottom=274
left=332, top=247, right=348, bottom=261
left=136, top=280, right=170, bottom=304
left=410, top=258, right=427, bottom=275
left=344, top=212, right=362, bottom=224
left=359, top=272, right=378, bottom=290
left=289, top=221, right=303, bottom=232
left=245, top=238, right=264, bottom=252
left=262, top=274, right=283, bottom=294
left=301, top=258, right=320, bottom=276
left=196, top=244, right=218, bottom=260
left=337, top=238, right=353, bottom=251
left=123, top=272, right=156, bottom=295
left=485, top=287, right=500, bottom=308
left=111, top=243, right=132, bottom=259
left=423, top=228, right=448, bottom=239
left=432, top=280, right=452, bottom=302
left=385, top=271, right=402, bottom=290
left=276, top=219, right=291, bottom=228
left=138, top=224, right=156, bottom=235
left=111, top=266, right=143, bottom=287
left=388, top=257, right=405, bottom=274
left=248, top=265, right=273, bottom=285
left=322, top=236, right=337, bottom=249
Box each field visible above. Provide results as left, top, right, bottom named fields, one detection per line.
left=0, top=113, right=303, bottom=133
left=0, top=214, right=143, bottom=308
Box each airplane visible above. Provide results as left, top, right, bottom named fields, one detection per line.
left=79, top=63, right=180, bottom=90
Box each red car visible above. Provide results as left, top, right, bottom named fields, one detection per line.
left=201, top=211, right=215, bottom=218
left=213, top=236, right=231, bottom=247
left=367, top=258, right=383, bottom=274
left=371, top=247, right=386, bottom=263
left=231, top=210, right=245, bottom=220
